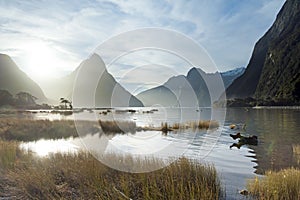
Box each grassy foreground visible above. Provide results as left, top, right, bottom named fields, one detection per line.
left=247, top=168, right=300, bottom=200
left=0, top=140, right=223, bottom=199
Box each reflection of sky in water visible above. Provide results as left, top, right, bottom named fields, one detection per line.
left=106, top=131, right=193, bottom=157
left=20, top=138, right=79, bottom=156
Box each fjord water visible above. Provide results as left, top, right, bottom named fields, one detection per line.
left=20, top=107, right=300, bottom=199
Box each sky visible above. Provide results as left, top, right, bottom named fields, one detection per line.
left=0, top=0, right=285, bottom=93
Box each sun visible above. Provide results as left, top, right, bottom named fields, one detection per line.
left=23, top=41, right=66, bottom=81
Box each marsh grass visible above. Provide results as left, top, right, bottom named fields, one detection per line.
left=293, top=144, right=300, bottom=165
left=247, top=168, right=300, bottom=199
left=0, top=119, right=99, bottom=141
left=198, top=120, right=219, bottom=129
left=99, top=120, right=137, bottom=134
left=143, top=120, right=219, bottom=133
left=0, top=140, right=19, bottom=169
left=0, top=140, right=223, bottom=199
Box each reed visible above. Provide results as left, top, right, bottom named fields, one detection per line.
left=0, top=140, right=223, bottom=199
left=99, top=120, right=137, bottom=134
left=247, top=168, right=300, bottom=199
left=0, top=140, right=19, bottom=169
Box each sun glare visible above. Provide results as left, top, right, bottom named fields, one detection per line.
left=23, top=41, right=67, bottom=81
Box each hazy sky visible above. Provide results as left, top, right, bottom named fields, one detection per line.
left=0, top=0, right=285, bottom=85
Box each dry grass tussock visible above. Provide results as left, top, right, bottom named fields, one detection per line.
left=160, top=120, right=219, bottom=132
left=0, top=140, right=223, bottom=199
left=99, top=120, right=136, bottom=134
left=247, top=168, right=300, bottom=200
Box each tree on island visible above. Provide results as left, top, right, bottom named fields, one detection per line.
left=60, top=98, right=72, bottom=109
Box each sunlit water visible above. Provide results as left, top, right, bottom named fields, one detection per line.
left=16, top=107, right=300, bottom=199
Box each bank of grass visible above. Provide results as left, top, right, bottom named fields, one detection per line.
left=247, top=168, right=300, bottom=199
left=99, top=120, right=136, bottom=134
left=0, top=140, right=223, bottom=199
left=98, top=120, right=219, bottom=134
left=0, top=118, right=99, bottom=141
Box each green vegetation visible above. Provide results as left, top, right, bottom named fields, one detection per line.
left=0, top=90, right=37, bottom=107
left=226, top=0, right=300, bottom=105
left=0, top=89, right=52, bottom=109
left=0, top=139, right=223, bottom=199
left=0, top=118, right=99, bottom=141
left=247, top=168, right=300, bottom=199
left=215, top=97, right=300, bottom=107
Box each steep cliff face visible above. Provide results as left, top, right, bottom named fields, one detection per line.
left=255, top=0, right=300, bottom=101
left=226, top=0, right=300, bottom=102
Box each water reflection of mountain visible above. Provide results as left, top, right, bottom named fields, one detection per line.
left=226, top=108, right=300, bottom=175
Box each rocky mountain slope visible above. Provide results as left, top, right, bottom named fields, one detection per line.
left=0, top=54, right=47, bottom=103
left=226, top=0, right=300, bottom=103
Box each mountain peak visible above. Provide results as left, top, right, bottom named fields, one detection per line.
left=187, top=67, right=205, bottom=77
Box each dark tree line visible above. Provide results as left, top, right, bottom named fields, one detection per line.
left=0, top=89, right=38, bottom=107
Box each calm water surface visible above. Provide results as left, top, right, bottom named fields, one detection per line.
left=17, top=107, right=300, bottom=199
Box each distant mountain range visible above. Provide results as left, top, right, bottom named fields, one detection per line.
left=0, top=54, right=47, bottom=103
left=1, top=0, right=298, bottom=107
left=137, top=67, right=245, bottom=107
left=0, top=52, right=245, bottom=107
left=226, top=0, right=300, bottom=104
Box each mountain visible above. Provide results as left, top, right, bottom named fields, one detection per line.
left=226, top=0, right=300, bottom=103
left=220, top=67, right=245, bottom=88
left=39, top=69, right=77, bottom=104
left=0, top=54, right=47, bottom=103
left=45, top=54, right=143, bottom=107
left=136, top=67, right=244, bottom=107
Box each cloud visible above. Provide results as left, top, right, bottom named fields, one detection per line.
left=0, top=0, right=286, bottom=90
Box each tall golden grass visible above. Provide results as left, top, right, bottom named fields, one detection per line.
left=293, top=144, right=300, bottom=165
left=247, top=168, right=300, bottom=199
left=0, top=140, right=223, bottom=199
left=0, top=119, right=99, bottom=141
left=99, top=120, right=136, bottom=134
